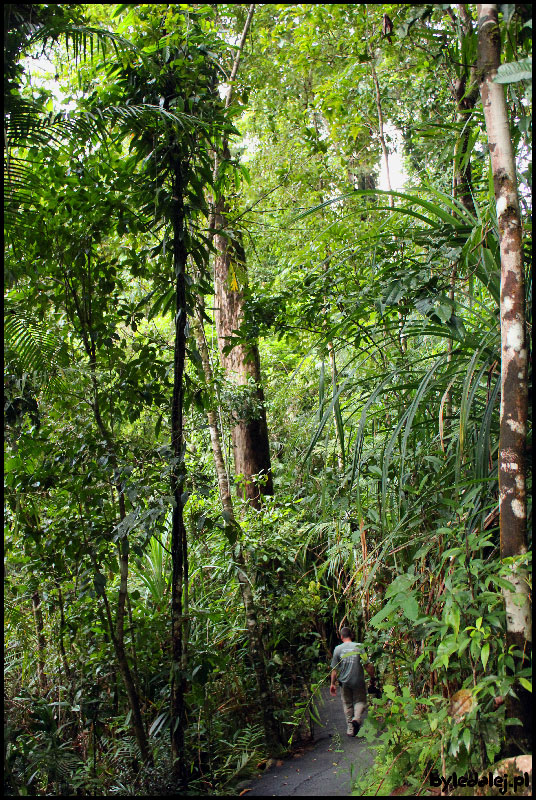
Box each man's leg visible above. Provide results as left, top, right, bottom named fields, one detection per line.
left=351, top=688, right=367, bottom=735
left=353, top=700, right=366, bottom=723
left=340, top=685, right=355, bottom=736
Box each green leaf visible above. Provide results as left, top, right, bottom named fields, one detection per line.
left=93, top=571, right=107, bottom=595
left=385, top=574, right=413, bottom=599
left=222, top=518, right=241, bottom=546
left=402, top=595, right=419, bottom=621
left=434, top=303, right=452, bottom=323
left=463, top=728, right=471, bottom=752
left=369, top=600, right=396, bottom=628
left=382, top=684, right=397, bottom=700
left=445, top=605, right=461, bottom=637
left=481, top=642, right=490, bottom=671
left=149, top=711, right=170, bottom=737
left=494, top=58, right=532, bottom=84
left=519, top=677, right=532, bottom=692
left=304, top=369, right=354, bottom=462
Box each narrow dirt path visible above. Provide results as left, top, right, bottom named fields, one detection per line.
left=239, top=686, right=373, bottom=796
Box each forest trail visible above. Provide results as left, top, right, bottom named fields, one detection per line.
left=239, top=687, right=373, bottom=796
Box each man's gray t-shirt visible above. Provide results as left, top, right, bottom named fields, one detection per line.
left=331, top=641, right=365, bottom=690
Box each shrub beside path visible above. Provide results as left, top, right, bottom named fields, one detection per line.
left=239, top=686, right=373, bottom=796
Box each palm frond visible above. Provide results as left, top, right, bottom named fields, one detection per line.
left=4, top=305, right=70, bottom=396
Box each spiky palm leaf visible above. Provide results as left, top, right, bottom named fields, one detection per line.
left=298, top=186, right=503, bottom=580
left=4, top=303, right=71, bottom=396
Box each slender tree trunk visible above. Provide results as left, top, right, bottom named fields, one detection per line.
left=126, top=592, right=141, bottom=693
left=170, top=159, right=189, bottom=785
left=64, top=274, right=151, bottom=763
left=446, top=5, right=480, bottom=427
left=320, top=245, right=344, bottom=473
left=193, top=304, right=282, bottom=751
left=95, top=404, right=151, bottom=765
left=327, top=341, right=344, bottom=473
left=477, top=2, right=531, bottom=752
left=56, top=583, right=72, bottom=688
left=193, top=303, right=233, bottom=516
left=446, top=81, right=479, bottom=422
left=32, top=589, right=47, bottom=693
left=451, top=3, right=480, bottom=218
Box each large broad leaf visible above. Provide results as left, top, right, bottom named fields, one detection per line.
left=369, top=600, right=396, bottom=628
left=494, top=58, right=532, bottom=84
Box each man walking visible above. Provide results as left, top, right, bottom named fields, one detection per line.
left=330, top=626, right=372, bottom=737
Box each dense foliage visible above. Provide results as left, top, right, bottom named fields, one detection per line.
left=4, top=3, right=531, bottom=796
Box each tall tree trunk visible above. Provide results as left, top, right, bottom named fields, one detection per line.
left=213, top=199, right=273, bottom=509
left=170, top=159, right=189, bottom=785
left=477, top=2, right=531, bottom=752
left=208, top=1, right=280, bottom=750
left=193, top=304, right=282, bottom=751
left=213, top=4, right=273, bottom=510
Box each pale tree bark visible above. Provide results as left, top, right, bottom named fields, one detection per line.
left=192, top=303, right=282, bottom=751
left=477, top=2, right=531, bottom=752
left=213, top=4, right=274, bottom=509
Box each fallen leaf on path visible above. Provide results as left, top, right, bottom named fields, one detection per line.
left=276, top=760, right=284, bottom=767
left=238, top=790, right=251, bottom=796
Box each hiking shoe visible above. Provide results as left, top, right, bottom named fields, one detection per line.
left=352, top=720, right=361, bottom=736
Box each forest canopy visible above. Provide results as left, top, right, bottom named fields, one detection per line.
left=4, top=3, right=532, bottom=796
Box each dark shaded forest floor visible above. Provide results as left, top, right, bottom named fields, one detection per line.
left=237, top=687, right=373, bottom=796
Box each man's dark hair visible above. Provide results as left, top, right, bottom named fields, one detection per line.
left=340, top=626, right=353, bottom=639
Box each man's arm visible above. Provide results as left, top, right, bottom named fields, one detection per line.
left=330, top=668, right=338, bottom=696
left=358, top=646, right=374, bottom=678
